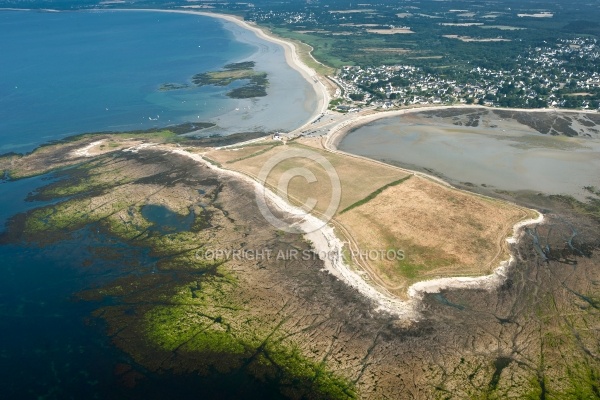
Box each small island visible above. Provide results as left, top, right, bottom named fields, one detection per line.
left=191, top=61, right=268, bottom=99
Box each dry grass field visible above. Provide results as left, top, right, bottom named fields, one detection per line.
left=336, top=176, right=535, bottom=297
left=367, top=28, right=415, bottom=34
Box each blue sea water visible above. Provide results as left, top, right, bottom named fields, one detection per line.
left=0, top=10, right=315, bottom=153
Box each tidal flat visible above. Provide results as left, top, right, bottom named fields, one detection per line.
left=1, top=138, right=359, bottom=399
left=339, top=108, right=600, bottom=201
left=0, top=128, right=598, bottom=398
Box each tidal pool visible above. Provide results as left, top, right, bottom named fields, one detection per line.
left=141, top=204, right=194, bottom=234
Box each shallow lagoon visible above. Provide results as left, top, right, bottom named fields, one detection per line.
left=340, top=116, right=600, bottom=200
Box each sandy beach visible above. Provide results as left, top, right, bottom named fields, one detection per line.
left=164, top=143, right=542, bottom=319
left=163, top=146, right=418, bottom=318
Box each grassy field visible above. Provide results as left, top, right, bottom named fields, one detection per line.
left=269, top=27, right=344, bottom=72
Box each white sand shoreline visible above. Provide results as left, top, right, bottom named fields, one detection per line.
left=165, top=146, right=419, bottom=319
left=407, top=212, right=544, bottom=298
left=165, top=144, right=543, bottom=319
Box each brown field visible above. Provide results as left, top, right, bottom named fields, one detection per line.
left=367, top=28, right=415, bottom=35
left=337, top=176, right=534, bottom=297
left=443, top=35, right=511, bottom=42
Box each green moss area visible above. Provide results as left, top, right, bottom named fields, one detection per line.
left=191, top=61, right=269, bottom=99
left=143, top=277, right=356, bottom=400
left=6, top=149, right=356, bottom=399
left=547, top=191, right=600, bottom=220
left=0, top=123, right=215, bottom=180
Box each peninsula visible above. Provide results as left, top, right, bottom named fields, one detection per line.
left=1, top=6, right=598, bottom=400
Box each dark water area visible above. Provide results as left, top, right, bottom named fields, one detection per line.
left=0, top=177, right=289, bottom=399
left=0, top=172, right=156, bottom=398
left=0, top=238, right=134, bottom=399
left=0, top=173, right=64, bottom=233
left=0, top=8, right=323, bottom=399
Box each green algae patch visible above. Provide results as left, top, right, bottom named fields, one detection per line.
left=4, top=137, right=359, bottom=399
left=16, top=155, right=222, bottom=272
left=144, top=276, right=358, bottom=400
left=145, top=273, right=247, bottom=354
left=262, top=343, right=358, bottom=400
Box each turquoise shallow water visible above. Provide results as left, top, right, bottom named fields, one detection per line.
left=0, top=10, right=316, bottom=153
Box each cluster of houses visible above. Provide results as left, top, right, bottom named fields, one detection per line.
left=334, top=38, right=600, bottom=111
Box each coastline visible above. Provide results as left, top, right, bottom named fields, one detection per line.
left=11, top=7, right=548, bottom=318
left=138, top=142, right=543, bottom=319
left=100, top=10, right=547, bottom=317
left=163, top=146, right=418, bottom=318
left=407, top=212, right=544, bottom=298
